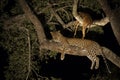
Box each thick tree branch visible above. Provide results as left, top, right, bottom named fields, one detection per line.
left=72, top=0, right=83, bottom=24
left=41, top=41, right=90, bottom=56
left=18, top=0, right=46, bottom=44
left=65, top=17, right=109, bottom=29
left=93, top=17, right=109, bottom=26
left=41, top=40, right=120, bottom=69
left=97, top=0, right=120, bottom=45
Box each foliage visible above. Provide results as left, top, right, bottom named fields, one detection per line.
left=0, top=27, right=27, bottom=79
left=0, top=13, right=59, bottom=80
left=0, top=18, right=38, bottom=79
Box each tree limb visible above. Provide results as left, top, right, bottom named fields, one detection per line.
left=41, top=41, right=89, bottom=56
left=93, top=17, right=109, bottom=26
left=97, top=0, right=120, bottom=45
left=41, top=40, right=120, bottom=69
left=72, top=0, right=83, bottom=24
left=64, top=17, right=109, bottom=29
left=18, top=0, right=46, bottom=44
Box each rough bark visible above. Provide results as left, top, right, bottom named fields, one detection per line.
left=97, top=0, right=120, bottom=45
left=18, top=0, right=46, bottom=44
left=18, top=0, right=120, bottom=69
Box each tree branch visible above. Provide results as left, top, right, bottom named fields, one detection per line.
left=93, top=17, right=109, bottom=26
left=41, top=40, right=120, bottom=69
left=64, top=17, right=109, bottom=29
left=41, top=41, right=89, bottom=56
left=26, top=28, right=31, bottom=80
left=72, top=0, right=83, bottom=24
left=18, top=0, right=46, bottom=44
left=97, top=0, right=120, bottom=45
left=48, top=3, right=66, bottom=27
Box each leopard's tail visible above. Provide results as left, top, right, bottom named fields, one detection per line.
left=102, top=47, right=120, bottom=73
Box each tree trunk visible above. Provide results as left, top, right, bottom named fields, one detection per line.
left=18, top=0, right=46, bottom=44
left=97, top=0, right=120, bottom=45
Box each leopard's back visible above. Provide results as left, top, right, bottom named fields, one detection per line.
left=51, top=31, right=102, bottom=56
left=68, top=39, right=101, bottom=53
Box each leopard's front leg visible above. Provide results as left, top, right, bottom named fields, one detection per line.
left=60, top=44, right=70, bottom=60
